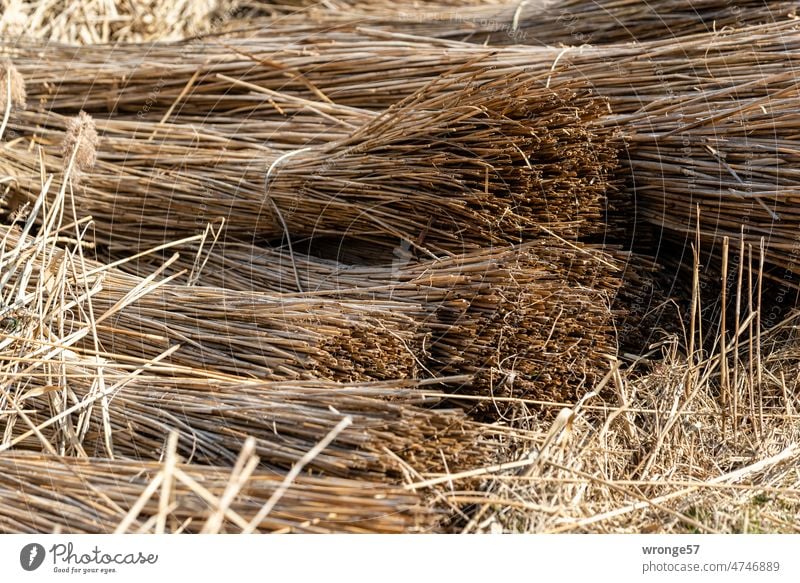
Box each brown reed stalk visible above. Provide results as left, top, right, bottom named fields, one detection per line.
left=229, top=0, right=800, bottom=45
left=2, top=73, right=618, bottom=254
left=0, top=451, right=435, bottom=533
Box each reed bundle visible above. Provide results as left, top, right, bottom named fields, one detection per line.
left=0, top=231, right=424, bottom=381
left=90, top=240, right=627, bottom=403
left=130, top=234, right=669, bottom=354
left=4, top=366, right=491, bottom=477
left=143, top=238, right=627, bottom=403
left=232, top=0, right=799, bottom=46
left=599, top=70, right=800, bottom=281
left=0, top=451, right=434, bottom=533
left=6, top=22, right=799, bottom=118
left=2, top=73, right=617, bottom=253
left=99, top=270, right=427, bottom=382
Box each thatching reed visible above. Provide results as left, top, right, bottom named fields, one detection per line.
left=126, top=238, right=628, bottom=404
left=107, top=227, right=668, bottom=355
left=0, top=193, right=497, bottom=486
left=0, top=208, right=625, bottom=411
left=0, top=225, right=424, bottom=382
left=3, top=365, right=492, bottom=478
left=0, top=451, right=435, bottom=533
left=6, top=22, right=799, bottom=119
left=598, top=59, right=800, bottom=283
left=98, top=268, right=427, bottom=382
left=229, top=0, right=800, bottom=46
left=2, top=73, right=618, bottom=253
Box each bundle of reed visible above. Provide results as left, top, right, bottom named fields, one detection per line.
left=9, top=22, right=800, bottom=118
left=414, top=242, right=621, bottom=404
left=148, top=237, right=627, bottom=403
left=3, top=73, right=617, bottom=253
left=605, top=73, right=800, bottom=283
left=503, top=0, right=800, bottom=45
left=0, top=221, right=424, bottom=384
left=1, top=209, right=623, bottom=405
left=0, top=451, right=433, bottom=533
left=231, top=0, right=799, bottom=46
left=63, top=258, right=426, bottom=382
left=4, top=364, right=492, bottom=478
left=89, top=244, right=625, bottom=399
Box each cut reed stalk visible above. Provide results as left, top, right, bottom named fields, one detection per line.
left=6, top=23, right=799, bottom=117
left=0, top=451, right=435, bottom=533
left=227, top=0, right=800, bottom=46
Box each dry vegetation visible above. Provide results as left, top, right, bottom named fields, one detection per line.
left=0, top=0, right=799, bottom=534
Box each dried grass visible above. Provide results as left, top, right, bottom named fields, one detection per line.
left=0, top=0, right=232, bottom=44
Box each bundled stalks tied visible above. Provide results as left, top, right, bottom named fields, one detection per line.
left=2, top=74, right=618, bottom=253
left=600, top=65, right=800, bottom=283
left=0, top=451, right=435, bottom=533
left=0, top=225, right=425, bottom=382
left=95, top=269, right=427, bottom=381
left=6, top=22, right=800, bottom=118
left=139, top=237, right=628, bottom=404
left=230, top=0, right=800, bottom=46
left=4, top=365, right=492, bottom=478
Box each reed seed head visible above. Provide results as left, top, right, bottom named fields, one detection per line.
left=62, top=110, right=99, bottom=182
left=0, top=59, right=26, bottom=112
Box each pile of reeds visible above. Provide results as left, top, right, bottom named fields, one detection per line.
left=229, top=0, right=799, bottom=46
left=0, top=216, right=624, bottom=404
left=0, top=451, right=435, bottom=533
left=6, top=22, right=798, bottom=117
left=13, top=11, right=778, bottom=536
left=0, top=219, right=499, bottom=501
left=2, top=72, right=619, bottom=254
left=119, top=237, right=628, bottom=403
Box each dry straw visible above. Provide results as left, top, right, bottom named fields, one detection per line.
left=0, top=0, right=233, bottom=44
left=0, top=58, right=25, bottom=142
